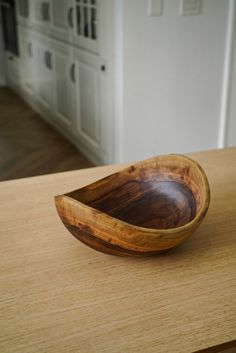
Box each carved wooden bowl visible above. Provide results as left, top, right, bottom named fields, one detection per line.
left=55, top=154, right=210, bottom=256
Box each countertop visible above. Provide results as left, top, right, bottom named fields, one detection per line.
left=0, top=148, right=236, bottom=353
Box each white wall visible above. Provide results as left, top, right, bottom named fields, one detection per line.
left=120, top=0, right=231, bottom=162
left=0, top=11, right=6, bottom=86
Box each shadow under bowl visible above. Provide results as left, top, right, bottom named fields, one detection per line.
left=55, top=154, right=210, bottom=256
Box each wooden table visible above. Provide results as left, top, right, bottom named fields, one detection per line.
left=0, top=148, right=236, bottom=353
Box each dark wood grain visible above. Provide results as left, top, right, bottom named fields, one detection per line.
left=55, top=154, right=210, bottom=256
left=0, top=87, right=93, bottom=181
left=63, top=222, right=164, bottom=256
left=88, top=180, right=197, bottom=229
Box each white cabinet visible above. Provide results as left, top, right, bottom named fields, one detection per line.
left=7, top=1, right=114, bottom=164
left=36, top=40, right=54, bottom=111
left=25, top=41, right=37, bottom=94
left=30, top=0, right=51, bottom=34
left=49, top=0, right=99, bottom=53
left=52, top=40, right=76, bottom=131
left=34, top=38, right=109, bottom=162
left=50, top=0, right=74, bottom=43
left=18, top=29, right=37, bottom=95
left=74, top=0, right=99, bottom=53
left=30, top=0, right=74, bottom=44
left=4, top=52, right=21, bottom=88
left=16, top=0, right=31, bottom=27
left=74, top=48, right=104, bottom=160
left=17, top=0, right=100, bottom=53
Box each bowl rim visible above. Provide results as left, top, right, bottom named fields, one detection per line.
left=59, top=154, right=210, bottom=235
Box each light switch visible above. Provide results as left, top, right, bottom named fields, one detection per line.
left=147, top=0, right=163, bottom=17
left=180, top=0, right=201, bottom=16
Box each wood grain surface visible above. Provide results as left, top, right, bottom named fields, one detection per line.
left=0, top=148, right=236, bottom=353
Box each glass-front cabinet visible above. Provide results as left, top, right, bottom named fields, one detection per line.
left=17, top=0, right=99, bottom=53
left=74, top=0, right=99, bottom=53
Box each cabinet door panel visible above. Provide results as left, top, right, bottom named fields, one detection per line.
left=50, top=0, right=74, bottom=43
left=54, top=49, right=75, bottom=129
left=32, top=1, right=45, bottom=22
left=74, top=0, right=98, bottom=53
left=79, top=63, right=99, bottom=143
left=51, top=0, right=67, bottom=30
left=24, top=42, right=37, bottom=93
left=37, top=42, right=53, bottom=109
left=76, top=62, right=99, bottom=148
left=16, top=0, right=30, bottom=27
left=30, top=0, right=51, bottom=34
left=18, top=31, right=36, bottom=94
left=55, top=55, right=70, bottom=118
left=74, top=48, right=112, bottom=162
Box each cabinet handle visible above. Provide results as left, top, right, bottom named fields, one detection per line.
left=69, top=63, right=76, bottom=83
left=47, top=52, right=53, bottom=70
left=44, top=51, right=48, bottom=67
left=27, top=43, right=32, bottom=58
left=44, top=51, right=52, bottom=69
left=67, top=7, right=73, bottom=28
left=45, top=2, right=50, bottom=21
left=44, top=51, right=50, bottom=68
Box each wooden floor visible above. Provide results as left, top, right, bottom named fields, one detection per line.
left=0, top=87, right=94, bottom=181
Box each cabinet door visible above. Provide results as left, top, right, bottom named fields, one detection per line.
left=36, top=41, right=53, bottom=110
left=74, top=0, right=98, bottom=53
left=52, top=41, right=75, bottom=131
left=16, top=0, right=31, bottom=27
left=74, top=49, right=100, bottom=152
left=50, top=0, right=74, bottom=42
left=19, top=34, right=37, bottom=95
left=30, top=0, right=51, bottom=34
left=5, top=53, right=21, bottom=87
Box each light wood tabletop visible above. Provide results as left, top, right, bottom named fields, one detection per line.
left=0, top=148, right=236, bottom=353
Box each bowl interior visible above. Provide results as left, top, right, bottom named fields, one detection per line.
left=88, top=179, right=196, bottom=229
left=67, top=155, right=208, bottom=231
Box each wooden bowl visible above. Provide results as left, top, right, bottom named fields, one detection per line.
left=55, top=154, right=210, bottom=256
